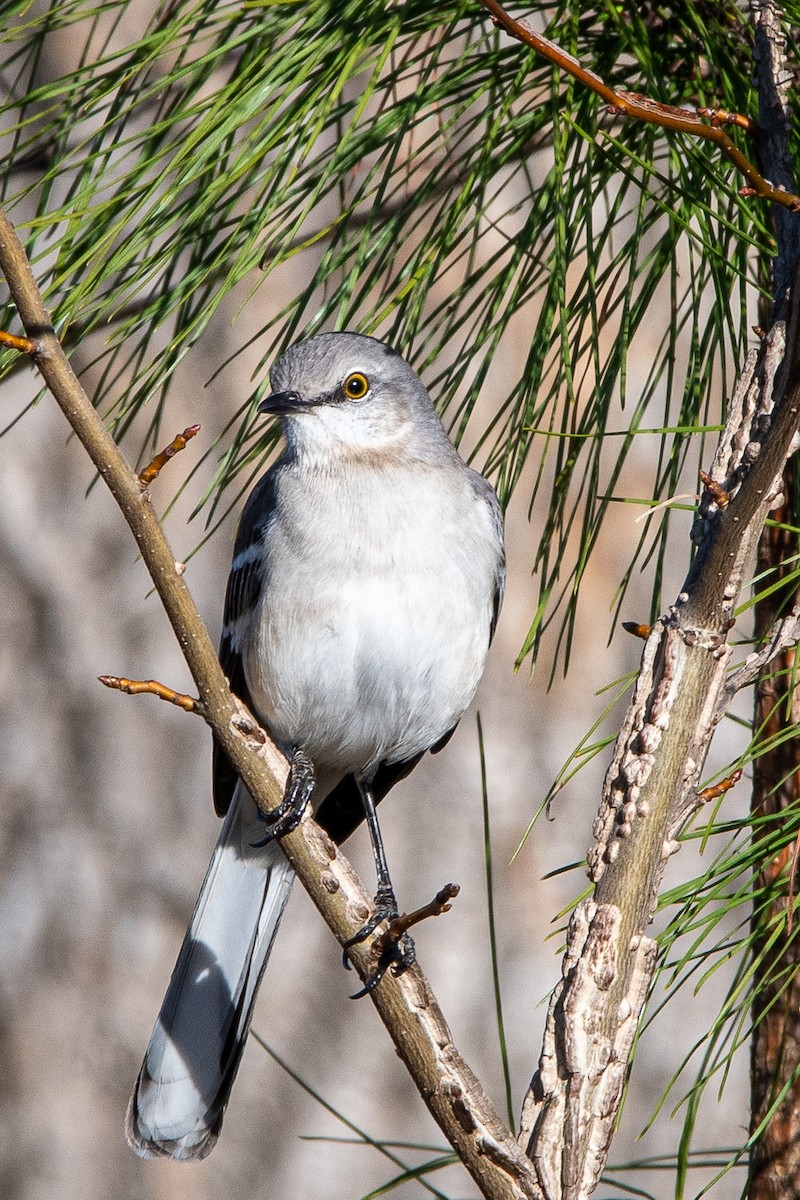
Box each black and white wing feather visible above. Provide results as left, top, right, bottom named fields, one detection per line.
left=213, top=471, right=277, bottom=814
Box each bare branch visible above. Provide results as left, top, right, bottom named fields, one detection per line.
left=520, top=901, right=657, bottom=1198
left=491, top=6, right=800, bottom=1186
left=716, top=605, right=800, bottom=717
left=518, top=248, right=800, bottom=1193
left=480, top=0, right=800, bottom=211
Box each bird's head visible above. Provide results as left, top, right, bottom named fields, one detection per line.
left=260, top=332, right=448, bottom=460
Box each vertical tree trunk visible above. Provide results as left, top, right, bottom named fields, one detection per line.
left=749, top=456, right=800, bottom=1200
left=748, top=3, right=800, bottom=1189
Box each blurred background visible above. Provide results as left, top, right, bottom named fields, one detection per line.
left=0, top=3, right=766, bottom=1198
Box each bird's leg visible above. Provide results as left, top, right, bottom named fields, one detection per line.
left=251, top=747, right=315, bottom=846
left=358, top=776, right=399, bottom=922
left=344, top=776, right=416, bottom=996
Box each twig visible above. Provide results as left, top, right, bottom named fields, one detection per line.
left=0, top=207, right=541, bottom=1200
left=98, top=674, right=202, bottom=714
left=699, top=470, right=730, bottom=509
left=621, top=621, right=651, bottom=641
left=0, top=328, right=38, bottom=354
left=138, top=424, right=201, bottom=488
left=518, top=263, right=800, bottom=1196
left=480, top=0, right=800, bottom=211
left=373, top=883, right=461, bottom=957
left=715, top=605, right=800, bottom=718
left=696, top=768, right=743, bottom=805
left=696, top=107, right=756, bottom=133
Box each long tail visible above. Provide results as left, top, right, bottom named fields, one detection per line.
left=125, top=785, right=295, bottom=1161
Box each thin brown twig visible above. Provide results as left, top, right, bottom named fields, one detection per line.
left=699, top=469, right=731, bottom=509
left=480, top=0, right=800, bottom=211
left=697, top=767, right=744, bottom=804
left=0, top=328, right=38, bottom=354
left=138, top=424, right=201, bottom=488
left=621, top=621, right=652, bottom=641
left=374, top=883, right=461, bottom=957
left=697, top=106, right=756, bottom=133
left=98, top=674, right=202, bottom=713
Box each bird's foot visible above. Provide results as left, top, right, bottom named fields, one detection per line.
left=344, top=884, right=400, bottom=951
left=341, top=885, right=414, bottom=997
left=251, top=747, right=315, bottom=845
left=349, top=931, right=416, bottom=999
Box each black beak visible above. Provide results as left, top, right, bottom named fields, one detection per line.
left=257, top=390, right=304, bottom=415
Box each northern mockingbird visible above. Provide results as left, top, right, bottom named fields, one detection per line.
left=126, top=331, right=505, bottom=1161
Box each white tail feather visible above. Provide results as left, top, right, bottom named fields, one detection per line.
left=125, top=785, right=295, bottom=1160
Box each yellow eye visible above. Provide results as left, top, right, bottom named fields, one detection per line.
left=343, top=372, right=369, bottom=400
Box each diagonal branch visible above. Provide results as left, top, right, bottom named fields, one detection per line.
left=517, top=269, right=800, bottom=1196
left=480, top=0, right=800, bottom=210
left=0, top=208, right=541, bottom=1200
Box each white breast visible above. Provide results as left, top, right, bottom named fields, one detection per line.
left=243, top=457, right=500, bottom=779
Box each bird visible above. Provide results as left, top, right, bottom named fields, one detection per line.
left=125, top=331, right=505, bottom=1161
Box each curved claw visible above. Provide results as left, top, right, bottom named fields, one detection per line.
left=342, top=886, right=399, bottom=993
left=342, top=890, right=398, bottom=971
left=343, top=908, right=387, bottom=950
left=349, top=974, right=381, bottom=1001
left=349, top=932, right=416, bottom=999
left=344, top=885, right=399, bottom=949
left=344, top=880, right=456, bottom=996
left=251, top=747, right=315, bottom=846
left=342, top=883, right=422, bottom=996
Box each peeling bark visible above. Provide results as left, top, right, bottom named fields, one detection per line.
left=519, top=277, right=800, bottom=1198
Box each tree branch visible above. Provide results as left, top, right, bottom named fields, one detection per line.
left=480, top=0, right=800, bottom=211
left=517, top=261, right=800, bottom=1198
left=0, top=208, right=541, bottom=1200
